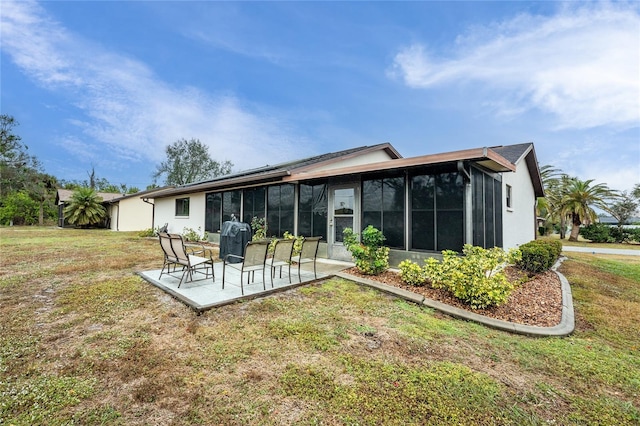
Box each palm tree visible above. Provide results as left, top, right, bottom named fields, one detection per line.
left=561, top=179, right=616, bottom=241
left=538, top=165, right=570, bottom=238
left=64, top=187, right=107, bottom=228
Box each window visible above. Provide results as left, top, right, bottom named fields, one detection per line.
left=205, top=192, right=221, bottom=232
left=267, top=184, right=295, bottom=237
left=222, top=190, right=241, bottom=222
left=175, top=197, right=190, bottom=217
left=243, top=187, right=266, bottom=223
left=506, top=184, right=512, bottom=209
left=362, top=176, right=405, bottom=249
left=472, top=167, right=503, bottom=248
left=298, top=183, right=327, bottom=238
left=410, top=171, right=464, bottom=252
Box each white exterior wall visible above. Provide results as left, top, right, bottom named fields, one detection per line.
left=154, top=193, right=207, bottom=235
left=502, top=160, right=537, bottom=249
left=111, top=198, right=155, bottom=231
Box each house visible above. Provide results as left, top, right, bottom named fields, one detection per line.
left=107, top=187, right=172, bottom=232
left=147, top=142, right=544, bottom=264
left=56, top=187, right=171, bottom=231
left=56, top=188, right=122, bottom=228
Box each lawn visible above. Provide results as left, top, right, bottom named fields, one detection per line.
left=1, top=227, right=638, bottom=425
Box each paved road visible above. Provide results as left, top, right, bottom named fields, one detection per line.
left=562, top=246, right=640, bottom=256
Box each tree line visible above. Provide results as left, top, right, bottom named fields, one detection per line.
left=0, top=114, right=233, bottom=227
left=537, top=165, right=640, bottom=242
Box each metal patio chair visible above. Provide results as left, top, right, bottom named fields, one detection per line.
left=291, top=236, right=322, bottom=281
left=265, top=238, right=295, bottom=285
left=222, top=240, right=269, bottom=295
left=158, top=232, right=214, bottom=287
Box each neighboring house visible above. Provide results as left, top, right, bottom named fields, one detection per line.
left=55, top=189, right=122, bottom=228
left=598, top=216, right=640, bottom=226
left=147, top=142, right=544, bottom=264
left=108, top=187, right=172, bottom=232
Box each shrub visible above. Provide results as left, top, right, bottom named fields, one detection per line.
left=517, top=240, right=561, bottom=274
left=138, top=225, right=167, bottom=238
left=0, top=191, right=40, bottom=225
left=138, top=228, right=156, bottom=238
left=182, top=226, right=208, bottom=242
left=267, top=231, right=303, bottom=256
left=580, top=223, right=613, bottom=243
left=283, top=231, right=304, bottom=257
left=628, top=228, right=640, bottom=243
left=398, top=260, right=427, bottom=286
left=423, top=245, right=521, bottom=309
left=343, top=226, right=389, bottom=275
left=251, top=216, right=267, bottom=241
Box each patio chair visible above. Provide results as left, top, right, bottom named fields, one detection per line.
left=222, top=240, right=269, bottom=295
left=265, top=238, right=295, bottom=285
left=291, top=236, right=322, bottom=281
left=158, top=232, right=214, bottom=287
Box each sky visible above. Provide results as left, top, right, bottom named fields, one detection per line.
left=1, top=0, right=639, bottom=192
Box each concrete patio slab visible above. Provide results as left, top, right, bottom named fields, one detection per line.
left=138, top=259, right=351, bottom=313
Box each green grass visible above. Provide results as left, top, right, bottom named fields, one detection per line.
left=542, top=234, right=640, bottom=250
left=0, top=226, right=639, bottom=425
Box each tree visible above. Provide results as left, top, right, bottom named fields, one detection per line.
left=0, top=191, right=39, bottom=225
left=538, top=165, right=570, bottom=238
left=0, top=115, right=58, bottom=225
left=633, top=183, right=640, bottom=201
left=0, top=114, right=39, bottom=198
left=561, top=179, right=616, bottom=241
left=63, top=187, right=107, bottom=228
left=153, top=138, right=233, bottom=185
left=609, top=191, right=639, bottom=230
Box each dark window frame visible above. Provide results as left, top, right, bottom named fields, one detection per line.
left=361, top=174, right=405, bottom=249
left=175, top=197, right=190, bottom=217
left=409, top=167, right=464, bottom=252
left=298, top=182, right=328, bottom=239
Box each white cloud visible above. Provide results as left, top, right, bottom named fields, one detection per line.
left=0, top=0, right=307, bottom=172
left=390, top=2, right=640, bottom=131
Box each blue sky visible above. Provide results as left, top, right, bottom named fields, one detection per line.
left=2, top=1, right=639, bottom=192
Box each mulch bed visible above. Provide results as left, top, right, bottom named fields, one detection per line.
left=344, top=267, right=563, bottom=327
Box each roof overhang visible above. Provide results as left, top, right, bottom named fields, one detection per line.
left=283, top=147, right=515, bottom=182
left=150, top=170, right=291, bottom=198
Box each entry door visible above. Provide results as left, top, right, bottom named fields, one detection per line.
left=329, top=185, right=359, bottom=261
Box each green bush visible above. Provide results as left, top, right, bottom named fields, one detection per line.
left=516, top=240, right=561, bottom=274
left=343, top=226, right=389, bottom=275
left=580, top=223, right=613, bottom=243
left=398, top=260, right=426, bottom=286
left=0, top=191, right=40, bottom=225
left=251, top=216, right=267, bottom=241
left=138, top=228, right=156, bottom=237
left=628, top=228, right=640, bottom=243
left=138, top=225, right=166, bottom=238
left=182, top=226, right=208, bottom=242
left=423, top=245, right=521, bottom=309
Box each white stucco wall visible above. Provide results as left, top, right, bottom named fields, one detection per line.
left=154, top=193, right=207, bottom=235
left=502, top=160, right=537, bottom=249
left=111, top=197, right=155, bottom=232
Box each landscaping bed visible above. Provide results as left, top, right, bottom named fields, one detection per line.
left=344, top=266, right=563, bottom=327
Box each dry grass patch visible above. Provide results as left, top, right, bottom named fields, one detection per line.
left=1, top=227, right=639, bottom=425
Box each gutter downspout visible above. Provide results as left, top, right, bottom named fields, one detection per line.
left=143, top=197, right=155, bottom=229
left=457, top=161, right=473, bottom=246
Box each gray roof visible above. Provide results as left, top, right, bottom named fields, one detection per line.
left=149, top=141, right=545, bottom=199
left=491, top=142, right=544, bottom=197
left=56, top=188, right=122, bottom=204
left=490, top=143, right=533, bottom=164
left=151, top=143, right=401, bottom=198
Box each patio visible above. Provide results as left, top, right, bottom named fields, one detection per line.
left=138, top=259, right=352, bottom=313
